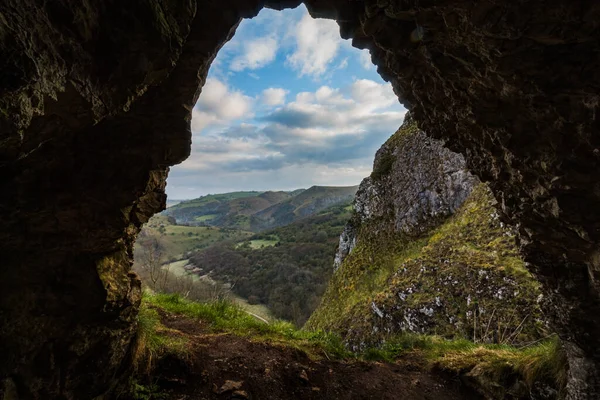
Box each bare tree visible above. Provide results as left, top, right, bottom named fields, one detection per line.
left=135, top=233, right=166, bottom=292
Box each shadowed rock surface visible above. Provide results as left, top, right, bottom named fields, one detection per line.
left=1, top=1, right=599, bottom=399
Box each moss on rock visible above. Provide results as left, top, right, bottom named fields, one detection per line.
left=308, top=116, right=546, bottom=350
left=308, top=184, right=546, bottom=349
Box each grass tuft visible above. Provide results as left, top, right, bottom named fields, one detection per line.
left=133, top=300, right=189, bottom=374
left=143, top=292, right=351, bottom=359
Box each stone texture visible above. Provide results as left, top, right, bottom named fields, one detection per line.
left=0, top=0, right=599, bottom=398
left=316, top=119, right=545, bottom=353
left=334, top=114, right=478, bottom=270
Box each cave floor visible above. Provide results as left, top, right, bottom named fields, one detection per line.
left=129, top=308, right=481, bottom=400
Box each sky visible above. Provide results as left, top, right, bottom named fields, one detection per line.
left=166, top=5, right=407, bottom=199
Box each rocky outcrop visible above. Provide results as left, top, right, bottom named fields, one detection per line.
left=334, top=114, right=478, bottom=270
left=1, top=1, right=600, bottom=398
left=310, top=118, right=545, bottom=349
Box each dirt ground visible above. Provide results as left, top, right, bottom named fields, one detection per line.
left=133, top=310, right=481, bottom=400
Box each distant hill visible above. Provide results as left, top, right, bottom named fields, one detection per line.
left=189, top=202, right=355, bottom=326
left=163, top=191, right=285, bottom=229
left=164, top=186, right=358, bottom=232
left=251, top=185, right=358, bottom=231
left=166, top=199, right=185, bottom=208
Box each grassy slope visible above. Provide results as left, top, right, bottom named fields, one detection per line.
left=170, top=191, right=262, bottom=209
left=307, top=184, right=544, bottom=346
left=254, top=186, right=358, bottom=222
left=133, top=293, right=566, bottom=398
left=142, top=214, right=253, bottom=259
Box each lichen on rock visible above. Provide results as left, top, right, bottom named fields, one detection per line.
left=308, top=117, right=546, bottom=349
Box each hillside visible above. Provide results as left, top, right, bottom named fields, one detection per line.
left=135, top=193, right=356, bottom=326
left=307, top=116, right=546, bottom=351
left=189, top=202, right=354, bottom=326
left=251, top=185, right=358, bottom=231
left=138, top=214, right=253, bottom=260
left=125, top=293, right=564, bottom=400
left=163, top=186, right=357, bottom=232
left=163, top=191, right=278, bottom=228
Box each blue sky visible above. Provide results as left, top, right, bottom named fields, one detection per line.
left=166, top=5, right=406, bottom=199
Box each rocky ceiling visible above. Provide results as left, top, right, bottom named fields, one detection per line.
left=0, top=0, right=598, bottom=399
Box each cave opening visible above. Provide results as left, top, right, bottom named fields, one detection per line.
left=1, top=1, right=600, bottom=399
left=133, top=4, right=407, bottom=328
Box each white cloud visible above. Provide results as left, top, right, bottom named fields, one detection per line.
left=182, top=80, right=405, bottom=179
left=191, top=78, right=253, bottom=133
left=230, top=36, right=278, bottom=71
left=350, top=79, right=397, bottom=111
left=359, top=50, right=373, bottom=70
left=337, top=57, right=348, bottom=69
left=167, top=7, right=407, bottom=199
left=262, top=88, right=288, bottom=106
left=286, top=13, right=341, bottom=77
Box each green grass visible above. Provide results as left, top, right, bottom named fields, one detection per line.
left=305, top=228, right=428, bottom=333
left=134, top=301, right=189, bottom=373
left=235, top=235, right=280, bottom=250
left=140, top=215, right=253, bottom=258
left=171, top=192, right=262, bottom=209
left=143, top=292, right=350, bottom=359
left=194, top=214, right=219, bottom=222
left=307, top=184, right=544, bottom=345
left=247, top=238, right=279, bottom=249
left=229, top=293, right=275, bottom=322
left=140, top=292, right=566, bottom=394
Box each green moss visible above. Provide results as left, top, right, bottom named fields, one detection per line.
left=308, top=184, right=544, bottom=347
left=133, top=300, right=190, bottom=374
left=306, top=222, right=428, bottom=335
left=370, top=118, right=420, bottom=181
left=96, top=249, right=134, bottom=305
left=141, top=292, right=565, bottom=397
left=143, top=292, right=352, bottom=359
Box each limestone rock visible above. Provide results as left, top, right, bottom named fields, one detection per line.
left=311, top=119, right=545, bottom=348
left=1, top=0, right=600, bottom=398
left=334, top=114, right=478, bottom=268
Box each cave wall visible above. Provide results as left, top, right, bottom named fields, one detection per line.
left=1, top=0, right=599, bottom=399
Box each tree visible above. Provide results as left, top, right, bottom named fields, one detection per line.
left=135, top=233, right=166, bottom=291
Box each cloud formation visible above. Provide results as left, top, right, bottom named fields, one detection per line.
left=261, top=88, right=288, bottom=106
left=230, top=36, right=278, bottom=71
left=359, top=50, right=373, bottom=70
left=180, top=79, right=405, bottom=186
left=165, top=6, right=406, bottom=199
left=286, top=13, right=341, bottom=77
left=191, top=78, right=253, bottom=132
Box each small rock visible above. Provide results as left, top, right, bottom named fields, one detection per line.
left=217, top=380, right=243, bottom=394
left=299, top=370, right=309, bottom=383
left=312, top=387, right=321, bottom=392
left=232, top=390, right=250, bottom=399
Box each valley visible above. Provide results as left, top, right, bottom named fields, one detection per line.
left=134, top=186, right=356, bottom=324
left=130, top=118, right=564, bottom=400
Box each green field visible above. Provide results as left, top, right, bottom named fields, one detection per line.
left=236, top=235, right=280, bottom=249
left=247, top=238, right=279, bottom=249
left=194, top=214, right=219, bottom=222
left=141, top=215, right=252, bottom=259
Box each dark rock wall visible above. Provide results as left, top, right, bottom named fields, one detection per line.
left=1, top=0, right=599, bottom=398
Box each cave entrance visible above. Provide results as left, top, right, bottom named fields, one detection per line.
left=132, top=5, right=406, bottom=327
left=3, top=1, right=600, bottom=398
